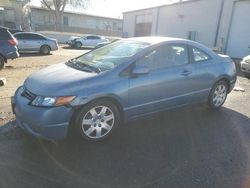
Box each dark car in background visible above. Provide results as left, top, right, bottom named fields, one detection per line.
left=14, top=32, right=59, bottom=55
left=0, top=27, right=19, bottom=70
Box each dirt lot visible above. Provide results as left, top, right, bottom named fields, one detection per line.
left=0, top=46, right=86, bottom=126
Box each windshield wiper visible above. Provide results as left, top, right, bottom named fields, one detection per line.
left=75, top=61, right=101, bottom=73
left=66, top=59, right=102, bottom=73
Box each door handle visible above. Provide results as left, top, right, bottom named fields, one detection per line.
left=181, top=70, right=192, bottom=76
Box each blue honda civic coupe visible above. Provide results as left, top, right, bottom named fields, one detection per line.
left=12, top=37, right=237, bottom=141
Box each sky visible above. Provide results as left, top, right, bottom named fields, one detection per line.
left=31, top=0, right=180, bottom=18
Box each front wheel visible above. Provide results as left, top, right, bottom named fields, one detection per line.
left=74, top=100, right=120, bottom=141
left=208, top=80, right=228, bottom=109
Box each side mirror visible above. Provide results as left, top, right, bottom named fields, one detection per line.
left=132, top=64, right=149, bottom=76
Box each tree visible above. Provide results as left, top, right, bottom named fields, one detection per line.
left=41, top=0, right=90, bottom=27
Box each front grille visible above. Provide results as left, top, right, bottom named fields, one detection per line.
left=21, top=88, right=36, bottom=101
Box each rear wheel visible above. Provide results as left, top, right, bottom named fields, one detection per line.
left=74, top=100, right=120, bottom=141
left=208, top=80, right=228, bottom=109
left=0, top=56, right=5, bottom=70
left=40, top=45, right=51, bottom=55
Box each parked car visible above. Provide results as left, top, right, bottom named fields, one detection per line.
left=14, top=32, right=58, bottom=55
left=72, top=35, right=109, bottom=48
left=0, top=27, right=19, bottom=70
left=240, top=55, right=250, bottom=78
left=12, top=37, right=236, bottom=141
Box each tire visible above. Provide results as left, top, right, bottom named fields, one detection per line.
left=208, top=80, right=228, bottom=109
left=74, top=100, right=120, bottom=141
left=75, top=42, right=82, bottom=48
left=0, top=56, right=4, bottom=70
left=40, top=45, right=51, bottom=55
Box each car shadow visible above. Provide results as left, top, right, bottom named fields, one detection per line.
left=61, top=45, right=93, bottom=50
left=19, top=52, right=52, bottom=57
left=0, top=105, right=249, bottom=188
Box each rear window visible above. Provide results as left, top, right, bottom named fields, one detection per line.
left=0, top=29, right=12, bottom=40
left=86, top=36, right=101, bottom=40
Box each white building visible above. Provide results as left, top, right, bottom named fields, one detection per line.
left=30, top=7, right=123, bottom=37
left=123, top=0, right=250, bottom=58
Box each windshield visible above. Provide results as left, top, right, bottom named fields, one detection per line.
left=71, top=40, right=149, bottom=72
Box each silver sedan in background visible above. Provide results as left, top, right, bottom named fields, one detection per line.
left=71, top=35, right=109, bottom=48
left=14, top=32, right=58, bottom=55
left=241, top=55, right=250, bottom=78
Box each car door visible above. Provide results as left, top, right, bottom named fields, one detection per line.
left=127, top=43, right=195, bottom=118
left=27, top=34, right=45, bottom=51
left=85, top=36, right=101, bottom=47
left=187, top=45, right=215, bottom=103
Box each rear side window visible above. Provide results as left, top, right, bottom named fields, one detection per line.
left=87, top=36, right=101, bottom=40
left=15, top=33, right=46, bottom=40
left=0, top=30, right=12, bottom=40
left=14, top=34, right=26, bottom=40
left=191, top=47, right=210, bottom=62
left=30, top=34, right=46, bottom=40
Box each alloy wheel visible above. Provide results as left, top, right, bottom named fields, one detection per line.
left=212, top=84, right=227, bottom=107
left=81, top=106, right=115, bottom=139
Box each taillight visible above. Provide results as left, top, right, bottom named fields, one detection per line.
left=8, top=38, right=18, bottom=46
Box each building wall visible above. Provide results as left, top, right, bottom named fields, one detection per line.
left=65, top=13, right=122, bottom=31
left=0, top=0, right=29, bottom=30
left=122, top=0, right=250, bottom=57
left=157, top=0, right=221, bottom=47
left=30, top=8, right=122, bottom=36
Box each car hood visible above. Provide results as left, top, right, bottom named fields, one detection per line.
left=24, top=63, right=97, bottom=96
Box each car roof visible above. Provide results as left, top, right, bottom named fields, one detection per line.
left=124, top=36, right=190, bottom=45
left=121, top=36, right=217, bottom=59
left=84, top=35, right=103, bottom=38
left=14, top=32, right=44, bottom=36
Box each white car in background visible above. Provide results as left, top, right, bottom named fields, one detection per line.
left=73, top=35, right=109, bottom=48
left=241, top=55, right=250, bottom=78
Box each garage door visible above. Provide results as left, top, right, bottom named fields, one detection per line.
left=134, top=22, right=152, bottom=37
left=134, top=14, right=152, bottom=37
left=227, top=1, right=250, bottom=58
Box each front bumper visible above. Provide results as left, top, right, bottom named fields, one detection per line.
left=6, top=49, right=19, bottom=60
left=241, top=61, right=250, bottom=74
left=66, top=40, right=75, bottom=46
left=12, top=87, right=74, bottom=139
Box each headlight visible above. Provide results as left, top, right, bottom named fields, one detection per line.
left=31, top=96, right=76, bottom=107
left=245, top=59, right=250, bottom=64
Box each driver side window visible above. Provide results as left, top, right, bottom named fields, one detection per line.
left=136, top=50, right=158, bottom=71
left=136, top=44, right=189, bottom=71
